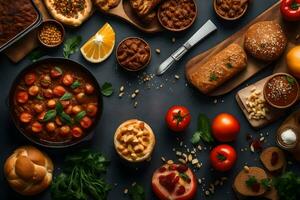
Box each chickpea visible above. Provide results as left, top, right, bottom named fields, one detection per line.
left=76, top=92, right=85, bottom=103
left=20, top=112, right=32, bottom=123
left=31, top=121, right=42, bottom=133
left=24, top=73, right=36, bottom=86
left=17, top=91, right=28, bottom=104
left=46, top=122, right=56, bottom=132
left=43, top=89, right=53, bottom=98
left=80, top=116, right=92, bottom=129
left=85, top=83, right=94, bottom=94
left=47, top=99, right=56, bottom=108
left=62, top=74, right=74, bottom=86
left=60, top=125, right=70, bottom=136
left=71, top=126, right=83, bottom=138
left=72, top=105, right=82, bottom=114
left=40, top=74, right=51, bottom=88
left=28, top=85, right=39, bottom=96
left=53, top=85, right=66, bottom=97
left=65, top=105, right=73, bottom=115
left=33, top=104, right=44, bottom=113
left=86, top=104, right=97, bottom=117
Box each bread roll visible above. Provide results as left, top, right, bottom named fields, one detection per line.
left=244, top=21, right=287, bottom=61
left=4, top=146, right=53, bottom=196
left=186, top=43, right=247, bottom=94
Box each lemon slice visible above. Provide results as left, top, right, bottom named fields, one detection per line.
left=80, top=23, right=115, bottom=63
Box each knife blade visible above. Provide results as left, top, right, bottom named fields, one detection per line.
left=156, top=20, right=217, bottom=75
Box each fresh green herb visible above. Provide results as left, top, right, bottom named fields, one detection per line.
left=209, top=72, right=218, bottom=82
left=36, top=94, right=44, bottom=100
left=179, top=173, right=190, bottom=183
left=128, top=184, right=145, bottom=200
left=63, top=36, right=82, bottom=58
left=75, top=111, right=86, bottom=122
left=60, top=112, right=73, bottom=125
left=51, top=149, right=111, bottom=200
left=226, top=62, right=233, bottom=69
left=246, top=176, right=258, bottom=187
left=54, top=66, right=63, bottom=75
left=43, top=110, right=57, bottom=122
left=217, top=153, right=227, bottom=161
left=261, top=178, right=272, bottom=190
left=275, top=171, right=300, bottom=200
left=286, top=75, right=296, bottom=85
left=71, top=80, right=81, bottom=89
left=190, top=113, right=214, bottom=144
left=55, top=101, right=63, bottom=114
left=291, top=2, right=300, bottom=10
left=28, top=49, right=45, bottom=62
left=101, top=82, right=114, bottom=97
left=60, top=92, right=73, bottom=101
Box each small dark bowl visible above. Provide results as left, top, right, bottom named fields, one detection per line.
left=157, top=0, right=197, bottom=32
left=9, top=57, right=103, bottom=148
left=213, top=0, right=249, bottom=21
left=37, top=19, right=65, bottom=48
left=116, top=37, right=151, bottom=72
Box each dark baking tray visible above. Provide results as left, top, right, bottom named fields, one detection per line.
left=0, top=0, right=42, bottom=52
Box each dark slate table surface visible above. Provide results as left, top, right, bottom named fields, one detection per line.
left=1, top=0, right=299, bottom=199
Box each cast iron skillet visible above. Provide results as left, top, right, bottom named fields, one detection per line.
left=8, top=57, right=103, bottom=148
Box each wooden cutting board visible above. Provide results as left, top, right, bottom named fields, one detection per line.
left=98, top=0, right=163, bottom=33
left=4, top=0, right=50, bottom=63
left=186, top=1, right=300, bottom=96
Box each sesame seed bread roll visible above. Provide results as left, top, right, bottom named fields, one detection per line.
left=186, top=43, right=247, bottom=94
left=244, top=21, right=287, bottom=62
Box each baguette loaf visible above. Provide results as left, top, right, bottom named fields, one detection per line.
left=186, top=43, right=247, bottom=94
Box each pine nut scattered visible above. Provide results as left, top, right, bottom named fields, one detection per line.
left=155, top=48, right=161, bottom=54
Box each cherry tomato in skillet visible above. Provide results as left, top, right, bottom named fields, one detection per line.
left=16, top=91, right=28, bottom=104
left=165, top=106, right=191, bottom=132
left=152, top=163, right=197, bottom=200
left=210, top=144, right=237, bottom=172
left=24, top=73, right=36, bottom=85
left=211, top=113, right=240, bottom=142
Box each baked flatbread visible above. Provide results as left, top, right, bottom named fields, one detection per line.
left=44, top=0, right=92, bottom=27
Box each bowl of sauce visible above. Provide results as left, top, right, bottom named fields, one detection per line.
left=263, top=73, right=299, bottom=109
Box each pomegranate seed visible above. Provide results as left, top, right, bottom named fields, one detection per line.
left=173, top=176, right=180, bottom=184
left=159, top=167, right=167, bottom=173
left=176, top=185, right=186, bottom=196
left=169, top=164, right=177, bottom=171
left=176, top=164, right=188, bottom=173
left=159, top=173, right=177, bottom=192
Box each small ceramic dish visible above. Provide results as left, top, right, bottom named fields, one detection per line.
left=37, top=19, right=65, bottom=48
left=213, top=0, right=249, bottom=21
left=157, top=0, right=197, bottom=32
left=116, top=37, right=151, bottom=72
left=263, top=73, right=299, bottom=109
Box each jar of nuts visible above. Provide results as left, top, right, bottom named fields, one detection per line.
left=114, top=119, right=156, bottom=162
left=38, top=20, right=65, bottom=48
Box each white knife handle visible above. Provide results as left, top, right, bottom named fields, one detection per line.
left=171, top=46, right=188, bottom=61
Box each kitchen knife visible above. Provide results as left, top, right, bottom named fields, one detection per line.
left=156, top=20, right=217, bottom=75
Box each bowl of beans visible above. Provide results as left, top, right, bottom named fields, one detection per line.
left=116, top=37, right=151, bottom=72
left=157, top=0, right=197, bottom=32
left=9, top=58, right=102, bottom=148
left=213, top=0, right=249, bottom=21
left=37, top=20, right=65, bottom=48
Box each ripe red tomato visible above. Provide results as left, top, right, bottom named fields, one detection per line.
left=165, top=106, right=191, bottom=132
left=152, top=163, right=197, bottom=200
left=211, top=113, right=240, bottom=142
left=210, top=144, right=237, bottom=172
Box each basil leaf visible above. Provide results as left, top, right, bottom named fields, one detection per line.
left=54, top=66, right=63, bottom=75
left=43, top=110, right=57, bottom=122
left=55, top=101, right=63, bottom=114
left=60, top=92, right=73, bottom=101
left=63, top=36, right=82, bottom=58
left=191, top=131, right=201, bottom=145
left=75, top=111, right=86, bottom=122
left=60, top=112, right=73, bottom=125
left=101, top=82, right=114, bottom=97
left=191, top=113, right=214, bottom=144
left=129, top=184, right=145, bottom=200
left=71, top=80, right=81, bottom=89
left=28, top=49, right=45, bottom=62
